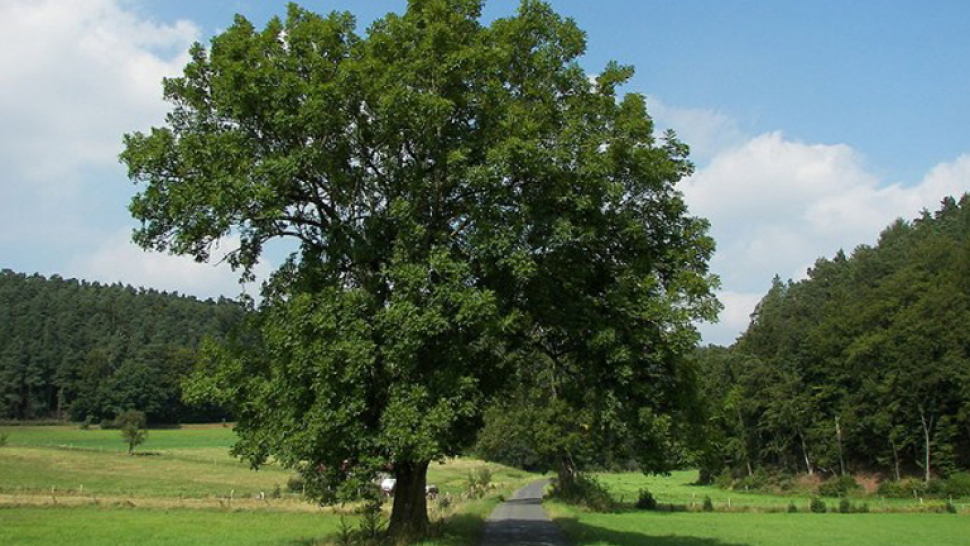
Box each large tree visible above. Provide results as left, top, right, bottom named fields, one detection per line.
left=122, top=0, right=718, bottom=538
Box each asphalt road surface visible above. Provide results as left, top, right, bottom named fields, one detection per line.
left=479, top=480, right=569, bottom=546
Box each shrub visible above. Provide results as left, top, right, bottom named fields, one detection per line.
left=818, top=475, right=861, bottom=498
left=943, top=472, right=970, bottom=498
left=286, top=473, right=305, bottom=493
left=714, top=470, right=733, bottom=490
left=945, top=500, right=958, bottom=514
left=466, top=467, right=492, bottom=498
left=703, top=496, right=714, bottom=512
left=838, top=498, right=852, bottom=513
left=271, top=484, right=282, bottom=499
left=787, top=501, right=797, bottom=513
left=735, top=469, right=770, bottom=491
left=877, top=480, right=907, bottom=498
left=550, top=473, right=615, bottom=512
left=810, top=497, right=826, bottom=513
left=0, top=430, right=8, bottom=447
left=855, top=503, right=869, bottom=513
left=358, top=499, right=385, bottom=544
left=635, top=489, right=657, bottom=510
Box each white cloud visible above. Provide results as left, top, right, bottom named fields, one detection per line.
left=684, top=132, right=970, bottom=345
left=71, top=229, right=271, bottom=301
left=645, top=96, right=747, bottom=163
left=0, top=0, right=198, bottom=217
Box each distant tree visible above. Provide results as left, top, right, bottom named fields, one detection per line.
left=116, top=409, right=147, bottom=455
left=126, top=1, right=718, bottom=539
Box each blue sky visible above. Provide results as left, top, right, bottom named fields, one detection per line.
left=2, top=0, right=969, bottom=345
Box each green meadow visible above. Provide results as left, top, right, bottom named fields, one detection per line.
left=594, top=470, right=964, bottom=512
left=548, top=504, right=970, bottom=546
left=545, top=472, right=970, bottom=546
left=0, top=425, right=535, bottom=546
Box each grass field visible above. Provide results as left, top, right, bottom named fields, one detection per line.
left=548, top=502, right=970, bottom=546
left=595, top=470, right=966, bottom=512
left=544, top=471, right=970, bottom=546
left=0, top=424, right=538, bottom=546
left=0, top=507, right=344, bottom=546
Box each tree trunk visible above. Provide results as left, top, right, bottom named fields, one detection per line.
left=918, top=406, right=933, bottom=484
left=736, top=407, right=753, bottom=477
left=890, top=437, right=901, bottom=481
left=798, top=429, right=814, bottom=475
left=387, top=460, right=430, bottom=541
left=835, top=417, right=846, bottom=476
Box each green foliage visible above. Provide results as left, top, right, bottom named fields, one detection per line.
left=695, top=195, right=970, bottom=481
left=810, top=497, right=827, bottom=513
left=115, top=409, right=147, bottom=455
left=877, top=478, right=925, bottom=499
left=357, top=500, right=386, bottom=545
left=703, top=495, right=715, bottom=512
left=550, top=473, right=615, bottom=512
left=286, top=473, right=305, bottom=494
left=838, top=498, right=852, bottom=513
left=466, top=467, right=492, bottom=498
left=0, top=429, right=8, bottom=447
left=635, top=488, right=657, bottom=510
left=0, top=269, right=243, bottom=423
left=942, top=472, right=970, bottom=498
left=945, top=500, right=958, bottom=513
left=787, top=501, right=797, bottom=513
left=819, top=475, right=862, bottom=498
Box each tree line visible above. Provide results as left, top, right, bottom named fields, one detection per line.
left=0, top=270, right=244, bottom=423
left=696, top=195, right=970, bottom=483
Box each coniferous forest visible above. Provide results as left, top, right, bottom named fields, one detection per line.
left=0, top=270, right=244, bottom=423
left=696, top=194, right=970, bottom=482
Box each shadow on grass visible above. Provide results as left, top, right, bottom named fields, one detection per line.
left=553, top=516, right=751, bottom=546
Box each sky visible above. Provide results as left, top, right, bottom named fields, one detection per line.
left=2, top=0, right=969, bottom=346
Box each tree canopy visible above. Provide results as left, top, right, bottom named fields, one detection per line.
left=122, top=0, right=718, bottom=538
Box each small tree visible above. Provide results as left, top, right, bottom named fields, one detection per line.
left=116, top=410, right=147, bottom=455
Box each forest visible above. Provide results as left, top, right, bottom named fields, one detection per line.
left=0, top=270, right=244, bottom=423
left=696, top=194, right=970, bottom=483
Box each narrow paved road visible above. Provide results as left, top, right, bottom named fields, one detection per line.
left=479, top=480, right=569, bottom=546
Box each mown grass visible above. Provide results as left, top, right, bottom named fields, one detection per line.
left=547, top=502, right=970, bottom=546
left=0, top=506, right=344, bottom=546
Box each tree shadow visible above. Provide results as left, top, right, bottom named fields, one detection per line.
left=553, top=516, right=752, bottom=546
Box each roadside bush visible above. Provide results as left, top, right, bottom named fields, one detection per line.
left=703, top=496, right=714, bottom=512
left=635, top=488, right=657, bottom=510
left=550, top=473, right=615, bottom=512
left=818, top=475, right=861, bottom=497
left=810, top=497, right=827, bottom=513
